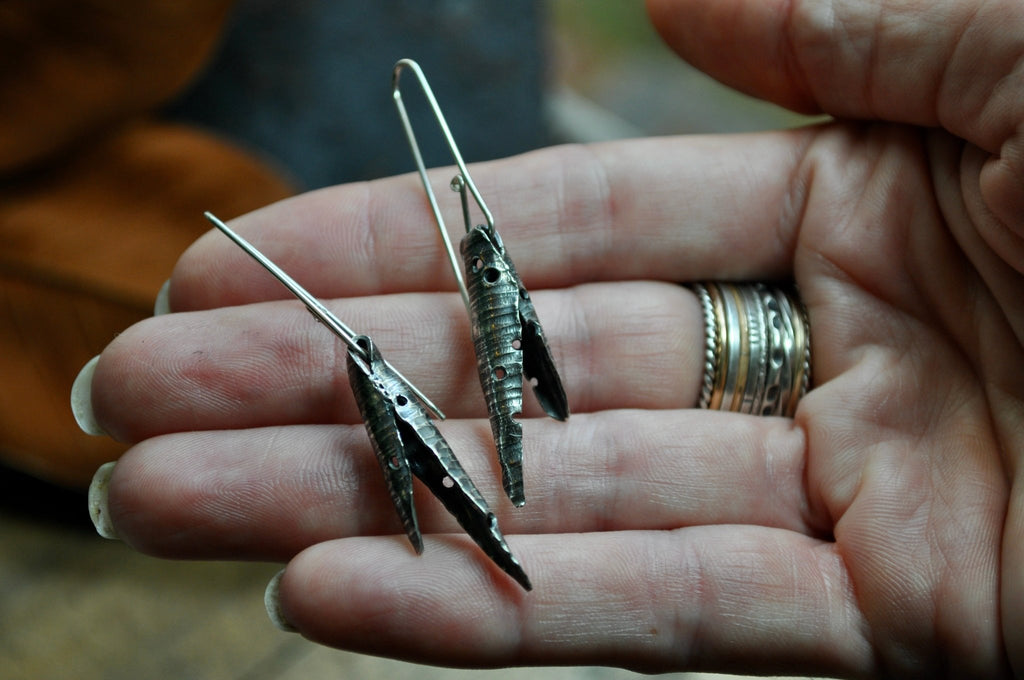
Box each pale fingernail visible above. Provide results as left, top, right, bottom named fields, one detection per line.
left=71, top=355, right=107, bottom=436
left=153, top=279, right=171, bottom=316
left=88, top=461, right=121, bottom=540
left=264, top=569, right=298, bottom=633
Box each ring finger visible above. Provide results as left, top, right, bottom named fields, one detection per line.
left=101, top=409, right=817, bottom=561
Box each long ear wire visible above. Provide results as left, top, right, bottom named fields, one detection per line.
left=391, top=57, right=493, bottom=311
left=205, top=212, right=443, bottom=418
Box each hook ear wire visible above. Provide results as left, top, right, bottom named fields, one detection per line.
left=203, top=212, right=446, bottom=420
left=392, top=58, right=495, bottom=311
left=392, top=59, right=494, bottom=232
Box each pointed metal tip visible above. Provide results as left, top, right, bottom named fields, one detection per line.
left=203, top=211, right=228, bottom=231
left=408, top=532, right=425, bottom=555
left=531, top=381, right=570, bottom=423
left=503, top=473, right=526, bottom=508
left=509, top=564, right=532, bottom=592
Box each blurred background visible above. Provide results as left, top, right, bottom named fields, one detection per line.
left=0, top=1, right=816, bottom=678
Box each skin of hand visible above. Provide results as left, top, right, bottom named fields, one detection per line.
left=82, top=0, right=1024, bottom=677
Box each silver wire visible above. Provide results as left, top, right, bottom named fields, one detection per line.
left=203, top=211, right=445, bottom=420
left=392, top=58, right=495, bottom=313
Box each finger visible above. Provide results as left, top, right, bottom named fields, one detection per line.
left=92, top=281, right=704, bottom=442
left=646, top=0, right=1024, bottom=153
left=166, top=132, right=811, bottom=310
left=102, top=410, right=818, bottom=561
left=274, top=528, right=871, bottom=677
left=1005, top=482, right=1024, bottom=677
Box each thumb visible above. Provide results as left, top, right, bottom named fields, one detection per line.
left=646, top=0, right=1024, bottom=150
left=647, top=0, right=1024, bottom=271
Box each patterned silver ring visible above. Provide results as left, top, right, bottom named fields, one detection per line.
left=691, top=282, right=810, bottom=417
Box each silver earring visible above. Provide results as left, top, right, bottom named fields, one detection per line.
left=205, top=212, right=531, bottom=591
left=392, top=59, right=569, bottom=508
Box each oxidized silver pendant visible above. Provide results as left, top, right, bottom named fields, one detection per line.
left=347, top=335, right=531, bottom=590
left=461, top=226, right=568, bottom=506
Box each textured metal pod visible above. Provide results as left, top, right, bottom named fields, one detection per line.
left=347, top=335, right=531, bottom=590
left=460, top=226, right=568, bottom=507
left=347, top=336, right=422, bottom=553
left=393, top=397, right=531, bottom=592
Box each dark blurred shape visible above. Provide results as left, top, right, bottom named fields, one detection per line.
left=163, top=0, right=548, bottom=189
left=0, top=461, right=91, bottom=530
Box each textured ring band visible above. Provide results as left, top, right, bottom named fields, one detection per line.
left=691, top=282, right=811, bottom=417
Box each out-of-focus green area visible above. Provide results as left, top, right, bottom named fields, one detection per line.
left=545, top=1, right=822, bottom=140
left=550, top=0, right=661, bottom=53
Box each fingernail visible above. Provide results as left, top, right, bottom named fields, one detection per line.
left=71, top=355, right=107, bottom=436
left=153, top=279, right=171, bottom=316
left=88, top=461, right=121, bottom=540
left=264, top=569, right=298, bottom=633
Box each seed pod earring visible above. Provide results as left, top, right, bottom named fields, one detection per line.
left=392, top=59, right=569, bottom=507
left=205, top=212, right=531, bottom=591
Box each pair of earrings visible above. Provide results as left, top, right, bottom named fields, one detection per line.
left=205, top=60, right=568, bottom=591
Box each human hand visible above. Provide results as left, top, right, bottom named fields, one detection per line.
left=78, top=0, right=1024, bottom=677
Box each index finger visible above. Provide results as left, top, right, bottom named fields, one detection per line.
left=166, top=133, right=811, bottom=312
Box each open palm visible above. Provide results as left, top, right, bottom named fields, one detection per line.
left=86, top=1, right=1024, bottom=677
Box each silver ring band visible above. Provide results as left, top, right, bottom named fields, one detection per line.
left=691, top=282, right=810, bottom=417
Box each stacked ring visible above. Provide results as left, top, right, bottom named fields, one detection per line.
left=691, top=282, right=811, bottom=417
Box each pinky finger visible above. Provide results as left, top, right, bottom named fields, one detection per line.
left=273, top=527, right=871, bottom=677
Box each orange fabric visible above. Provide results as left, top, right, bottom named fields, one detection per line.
left=0, top=3, right=294, bottom=486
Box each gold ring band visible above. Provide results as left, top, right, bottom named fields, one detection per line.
left=692, top=282, right=810, bottom=417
